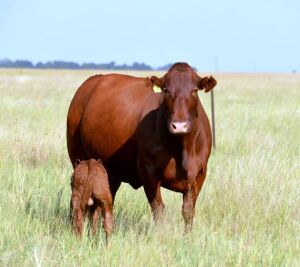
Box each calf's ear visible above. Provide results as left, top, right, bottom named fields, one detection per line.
left=150, top=76, right=165, bottom=89
left=198, top=76, right=217, bottom=93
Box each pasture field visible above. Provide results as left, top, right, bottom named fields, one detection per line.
left=0, top=68, right=299, bottom=266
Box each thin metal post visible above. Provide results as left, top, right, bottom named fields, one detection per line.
left=211, top=89, right=216, bottom=150
left=211, top=57, right=218, bottom=150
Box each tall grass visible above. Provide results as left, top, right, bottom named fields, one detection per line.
left=0, top=69, right=299, bottom=266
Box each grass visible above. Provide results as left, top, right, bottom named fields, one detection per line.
left=0, top=69, right=299, bottom=266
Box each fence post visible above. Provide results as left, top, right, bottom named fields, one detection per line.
left=211, top=57, right=218, bottom=150
left=211, top=89, right=216, bottom=150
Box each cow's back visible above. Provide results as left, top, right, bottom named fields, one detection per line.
left=67, top=74, right=161, bottom=188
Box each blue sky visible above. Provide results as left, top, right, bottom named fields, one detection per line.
left=0, top=0, right=299, bottom=72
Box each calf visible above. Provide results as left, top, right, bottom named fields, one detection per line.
left=70, top=159, right=113, bottom=240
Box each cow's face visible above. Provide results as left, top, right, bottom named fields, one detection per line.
left=151, top=63, right=217, bottom=135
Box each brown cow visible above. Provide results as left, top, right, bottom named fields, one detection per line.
left=70, top=159, right=113, bottom=240
left=67, top=62, right=217, bottom=233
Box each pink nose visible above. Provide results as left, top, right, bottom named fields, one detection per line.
left=170, top=121, right=189, bottom=133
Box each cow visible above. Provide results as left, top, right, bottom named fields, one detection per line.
left=67, top=62, right=217, bottom=233
left=70, top=159, right=113, bottom=240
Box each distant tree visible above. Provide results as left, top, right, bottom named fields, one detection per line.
left=156, top=63, right=196, bottom=71
left=0, top=58, right=14, bottom=67
left=132, top=62, right=152, bottom=70
left=0, top=58, right=33, bottom=68
left=35, top=62, right=45, bottom=68
left=14, top=60, right=34, bottom=68
left=157, top=63, right=173, bottom=71
left=81, top=62, right=98, bottom=69
left=0, top=58, right=178, bottom=71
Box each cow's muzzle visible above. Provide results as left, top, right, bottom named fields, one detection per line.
left=169, top=120, right=190, bottom=134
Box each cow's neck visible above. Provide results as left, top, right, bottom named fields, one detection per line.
left=156, top=102, right=200, bottom=162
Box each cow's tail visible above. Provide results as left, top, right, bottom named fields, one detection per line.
left=67, top=74, right=105, bottom=167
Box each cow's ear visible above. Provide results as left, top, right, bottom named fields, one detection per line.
left=198, top=76, right=217, bottom=93
left=150, top=76, right=165, bottom=89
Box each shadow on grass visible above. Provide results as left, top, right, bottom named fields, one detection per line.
left=22, top=186, right=71, bottom=234
left=21, top=185, right=154, bottom=239
left=113, top=208, right=153, bottom=236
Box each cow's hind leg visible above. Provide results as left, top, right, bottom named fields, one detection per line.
left=108, top=178, right=121, bottom=205
left=69, top=198, right=73, bottom=222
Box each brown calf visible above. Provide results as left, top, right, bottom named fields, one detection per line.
left=70, top=159, right=113, bottom=240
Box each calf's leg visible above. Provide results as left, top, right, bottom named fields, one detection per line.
left=72, top=206, right=84, bottom=237
left=90, top=206, right=102, bottom=236
left=101, top=202, right=113, bottom=243
left=93, top=174, right=115, bottom=242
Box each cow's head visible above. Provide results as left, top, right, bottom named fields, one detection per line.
left=151, top=62, right=217, bottom=135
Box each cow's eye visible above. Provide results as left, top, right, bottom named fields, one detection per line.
left=162, top=87, right=169, bottom=95
left=192, top=87, right=199, bottom=94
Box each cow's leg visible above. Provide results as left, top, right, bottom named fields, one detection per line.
left=101, top=182, right=114, bottom=243
left=70, top=174, right=75, bottom=221
left=143, top=179, right=165, bottom=222
left=101, top=201, right=113, bottom=244
left=69, top=198, right=73, bottom=222
left=182, top=167, right=207, bottom=233
left=91, top=174, right=114, bottom=242
left=138, top=158, right=165, bottom=222
left=182, top=186, right=196, bottom=233
left=90, top=206, right=101, bottom=236
left=71, top=196, right=84, bottom=236
left=72, top=206, right=84, bottom=237
left=108, top=179, right=121, bottom=206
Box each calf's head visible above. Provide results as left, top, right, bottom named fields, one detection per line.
left=151, top=62, right=217, bottom=135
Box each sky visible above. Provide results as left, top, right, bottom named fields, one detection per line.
left=0, top=0, right=299, bottom=72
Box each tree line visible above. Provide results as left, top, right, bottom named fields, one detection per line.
left=0, top=58, right=173, bottom=71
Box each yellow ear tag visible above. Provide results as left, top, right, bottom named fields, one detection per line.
left=153, top=85, right=161, bottom=93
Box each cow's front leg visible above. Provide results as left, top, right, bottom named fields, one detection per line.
left=138, top=159, right=165, bottom=222
left=144, top=179, right=165, bottom=221
left=182, top=167, right=207, bottom=233
left=182, top=185, right=196, bottom=233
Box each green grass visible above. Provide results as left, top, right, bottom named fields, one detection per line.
left=0, top=69, right=299, bottom=266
